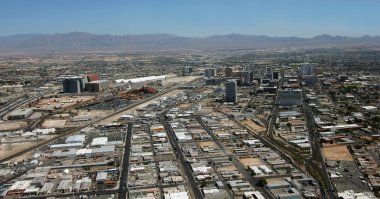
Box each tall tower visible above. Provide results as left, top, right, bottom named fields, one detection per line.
left=225, top=80, right=237, bottom=103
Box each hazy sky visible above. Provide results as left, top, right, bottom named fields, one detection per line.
left=1, top=0, right=379, bottom=37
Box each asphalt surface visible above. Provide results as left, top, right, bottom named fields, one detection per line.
left=196, top=116, right=275, bottom=199
left=118, top=122, right=133, bottom=199
left=0, top=77, right=202, bottom=163
left=161, top=117, right=204, bottom=199
left=303, top=103, right=336, bottom=199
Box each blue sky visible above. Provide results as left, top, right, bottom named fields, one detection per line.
left=0, top=0, right=379, bottom=37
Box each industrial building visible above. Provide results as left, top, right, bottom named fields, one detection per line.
left=65, top=134, right=86, bottom=144
left=278, top=89, right=303, bottom=106
left=225, top=80, right=237, bottom=103
left=9, top=108, right=33, bottom=120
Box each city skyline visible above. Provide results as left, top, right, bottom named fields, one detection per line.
left=1, top=0, right=380, bottom=37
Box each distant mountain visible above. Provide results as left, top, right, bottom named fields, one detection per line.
left=0, top=32, right=379, bottom=53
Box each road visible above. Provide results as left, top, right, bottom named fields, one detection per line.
left=161, top=117, right=204, bottom=199
left=118, top=122, right=133, bottom=199
left=196, top=116, right=275, bottom=199
left=303, top=99, right=336, bottom=199
left=0, top=76, right=202, bottom=163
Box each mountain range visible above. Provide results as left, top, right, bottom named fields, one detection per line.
left=0, top=32, right=379, bottom=53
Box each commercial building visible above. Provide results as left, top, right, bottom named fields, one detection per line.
left=225, top=67, right=233, bottom=78
left=204, top=68, right=216, bottom=78
left=241, top=71, right=251, bottom=84
left=85, top=80, right=112, bottom=92
left=300, top=64, right=314, bottom=76
left=183, top=66, right=193, bottom=76
left=278, top=89, right=303, bottom=106
left=62, top=77, right=85, bottom=93
left=273, top=71, right=279, bottom=80
left=9, top=108, right=33, bottom=120
left=65, top=134, right=86, bottom=145
left=225, top=80, right=237, bottom=103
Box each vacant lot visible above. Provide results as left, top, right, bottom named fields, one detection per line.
left=323, top=144, right=353, bottom=161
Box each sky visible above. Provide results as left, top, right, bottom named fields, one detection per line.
left=0, top=0, right=379, bottom=37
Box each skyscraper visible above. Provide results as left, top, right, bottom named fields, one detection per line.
left=225, top=80, right=237, bottom=103
left=62, top=77, right=85, bottom=93
left=183, top=66, right=193, bottom=76
left=300, top=64, right=314, bottom=76
left=205, top=68, right=216, bottom=78
left=225, top=67, right=233, bottom=78
left=242, top=71, right=251, bottom=84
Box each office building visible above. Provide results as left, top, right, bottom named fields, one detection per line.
left=225, top=67, right=233, bottom=78
left=242, top=71, right=251, bottom=84
left=273, top=71, right=279, bottom=80
left=278, top=89, right=303, bottom=106
left=225, top=80, right=237, bottom=103
left=204, top=68, right=216, bottom=78
left=62, top=77, right=85, bottom=93
left=183, top=66, right=193, bottom=76
left=300, top=64, right=314, bottom=76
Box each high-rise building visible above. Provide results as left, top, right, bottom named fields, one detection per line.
left=225, top=80, right=237, bottom=103
left=210, top=68, right=216, bottom=77
left=242, top=71, right=251, bottom=84
left=278, top=89, right=303, bottom=106
left=62, top=77, right=85, bottom=93
left=300, top=64, right=314, bottom=76
left=86, top=80, right=113, bottom=92
left=183, top=66, right=193, bottom=76
left=272, top=71, right=279, bottom=80
left=204, top=68, right=216, bottom=78
left=266, top=66, right=273, bottom=74
left=225, top=67, right=233, bottom=78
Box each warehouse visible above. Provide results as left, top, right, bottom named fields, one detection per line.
left=87, top=145, right=115, bottom=157
left=65, top=134, right=86, bottom=144
left=6, top=180, right=32, bottom=195
left=9, top=109, right=33, bottom=120
left=96, top=172, right=108, bottom=183
left=91, top=137, right=108, bottom=146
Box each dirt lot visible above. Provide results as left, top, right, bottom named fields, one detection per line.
left=323, top=144, right=353, bottom=161
left=239, top=157, right=263, bottom=167
left=162, top=76, right=201, bottom=87
left=241, top=119, right=266, bottom=133
left=0, top=142, right=39, bottom=159
left=41, top=119, right=67, bottom=128
left=0, top=120, right=28, bottom=131
left=197, top=141, right=218, bottom=148
left=32, top=95, right=95, bottom=110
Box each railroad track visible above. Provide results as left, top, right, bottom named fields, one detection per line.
left=0, top=77, right=202, bottom=163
